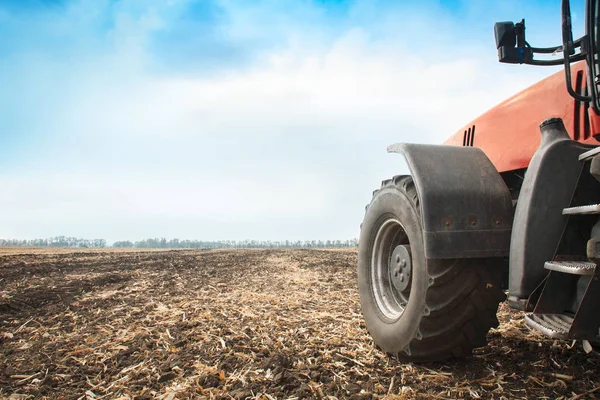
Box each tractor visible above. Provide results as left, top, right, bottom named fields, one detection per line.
left=358, top=0, right=600, bottom=361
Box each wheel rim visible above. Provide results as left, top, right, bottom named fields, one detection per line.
left=371, top=217, right=412, bottom=321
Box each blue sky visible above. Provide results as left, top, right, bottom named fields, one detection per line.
left=0, top=0, right=583, bottom=243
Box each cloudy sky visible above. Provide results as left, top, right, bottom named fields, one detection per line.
left=0, top=0, right=582, bottom=244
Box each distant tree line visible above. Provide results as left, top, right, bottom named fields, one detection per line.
left=0, top=236, right=107, bottom=248
left=115, top=238, right=359, bottom=249
left=0, top=237, right=358, bottom=249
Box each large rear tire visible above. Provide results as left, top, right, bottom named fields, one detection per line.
left=358, top=175, right=505, bottom=361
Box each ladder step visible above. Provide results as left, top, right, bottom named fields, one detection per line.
left=579, top=146, right=600, bottom=161
left=563, top=204, right=600, bottom=215
left=525, top=314, right=574, bottom=339
left=544, top=260, right=596, bottom=275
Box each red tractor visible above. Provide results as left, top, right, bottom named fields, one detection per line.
left=358, top=0, right=600, bottom=361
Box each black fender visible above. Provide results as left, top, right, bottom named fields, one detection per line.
left=387, top=143, right=513, bottom=259
left=508, top=118, right=595, bottom=308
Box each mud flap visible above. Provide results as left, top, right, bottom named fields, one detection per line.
left=387, top=143, right=513, bottom=259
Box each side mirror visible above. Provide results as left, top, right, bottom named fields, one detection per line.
left=494, top=20, right=529, bottom=64
left=494, top=22, right=516, bottom=49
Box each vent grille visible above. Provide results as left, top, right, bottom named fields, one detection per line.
left=462, top=125, right=476, bottom=146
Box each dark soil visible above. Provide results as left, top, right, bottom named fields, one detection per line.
left=0, top=248, right=598, bottom=399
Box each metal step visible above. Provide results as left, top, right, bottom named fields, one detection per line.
left=579, top=146, right=600, bottom=161
left=525, top=314, right=574, bottom=339
left=563, top=204, right=600, bottom=215
left=544, top=260, right=596, bottom=275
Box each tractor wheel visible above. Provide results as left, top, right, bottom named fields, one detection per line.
left=358, top=175, right=505, bottom=361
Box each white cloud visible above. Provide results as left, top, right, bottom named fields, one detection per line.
left=59, top=26, right=554, bottom=144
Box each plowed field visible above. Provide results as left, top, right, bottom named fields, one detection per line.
left=0, top=248, right=598, bottom=399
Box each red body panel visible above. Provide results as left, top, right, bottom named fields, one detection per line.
left=444, top=63, right=600, bottom=173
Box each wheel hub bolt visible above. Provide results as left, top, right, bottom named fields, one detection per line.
left=390, top=245, right=411, bottom=292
